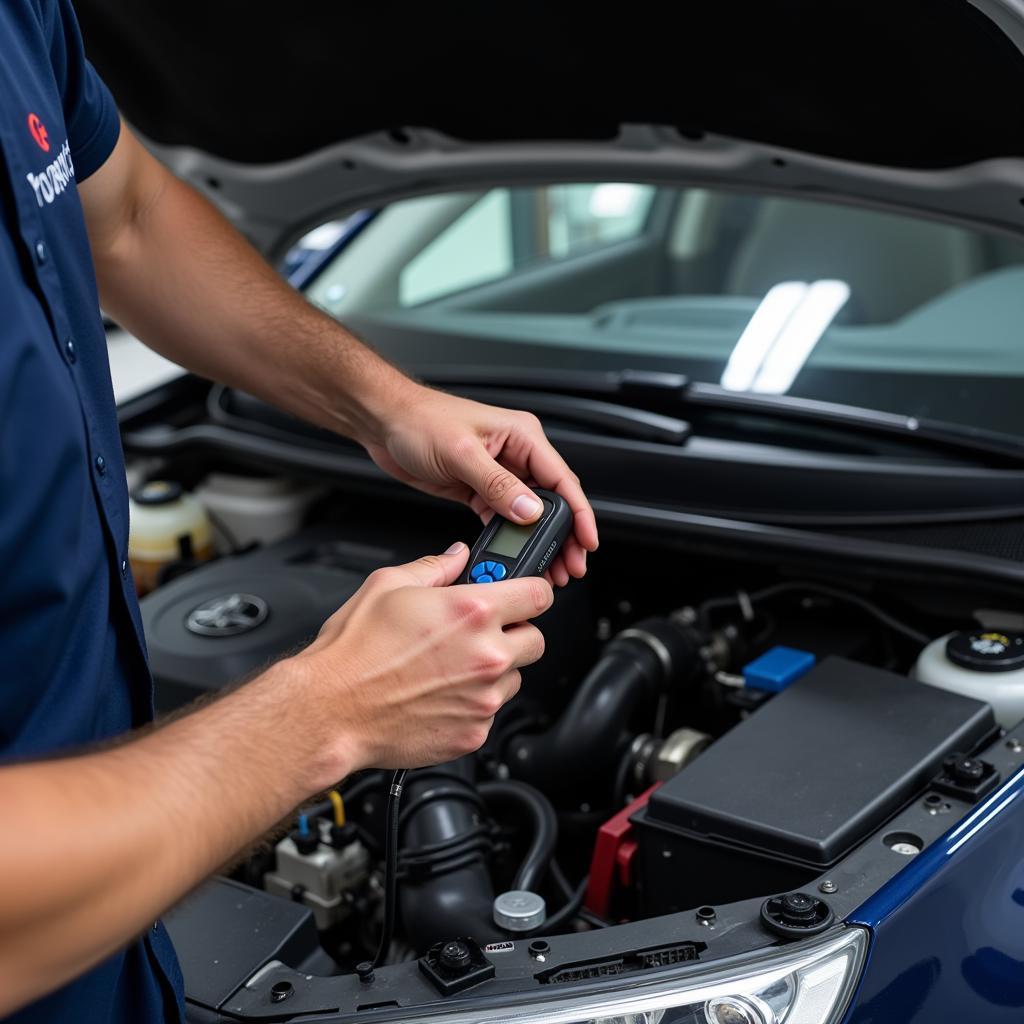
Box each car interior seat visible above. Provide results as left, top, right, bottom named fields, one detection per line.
left=724, top=196, right=985, bottom=323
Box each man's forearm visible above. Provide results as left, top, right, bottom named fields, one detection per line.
left=81, top=126, right=416, bottom=447
left=0, top=659, right=342, bottom=1016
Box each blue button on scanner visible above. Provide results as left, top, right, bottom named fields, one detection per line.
left=470, top=561, right=494, bottom=583
left=490, top=563, right=507, bottom=580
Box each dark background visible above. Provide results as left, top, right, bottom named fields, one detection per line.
left=75, top=0, right=1024, bottom=167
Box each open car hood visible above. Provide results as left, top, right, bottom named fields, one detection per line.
left=77, top=0, right=1024, bottom=255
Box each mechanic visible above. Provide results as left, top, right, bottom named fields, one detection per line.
left=0, top=2, right=598, bottom=1021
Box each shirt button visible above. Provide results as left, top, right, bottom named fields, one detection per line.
left=34, top=241, right=46, bottom=265
left=65, top=337, right=77, bottom=363
left=95, top=454, right=106, bottom=475
left=121, top=559, right=128, bottom=578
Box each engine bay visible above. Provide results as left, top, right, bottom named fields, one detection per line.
left=127, top=450, right=1024, bottom=1019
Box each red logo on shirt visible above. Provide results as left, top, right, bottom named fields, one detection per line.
left=27, top=113, right=50, bottom=152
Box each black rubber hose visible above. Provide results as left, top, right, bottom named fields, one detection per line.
left=479, top=780, right=558, bottom=893
left=398, top=785, right=486, bottom=828
left=551, top=862, right=609, bottom=929
left=506, top=619, right=699, bottom=806
left=535, top=876, right=589, bottom=936
left=398, top=758, right=502, bottom=951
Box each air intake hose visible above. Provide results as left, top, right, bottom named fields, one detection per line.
left=398, top=758, right=499, bottom=951
left=398, top=766, right=561, bottom=952
left=505, top=617, right=700, bottom=806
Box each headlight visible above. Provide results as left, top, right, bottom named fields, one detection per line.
left=424, top=928, right=866, bottom=1024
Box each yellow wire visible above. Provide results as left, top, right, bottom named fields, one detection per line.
left=328, top=789, right=345, bottom=827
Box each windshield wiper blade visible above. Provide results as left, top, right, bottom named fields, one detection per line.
left=421, top=365, right=688, bottom=401
left=449, top=385, right=690, bottom=445
left=421, top=365, right=1024, bottom=463
left=684, top=383, right=1024, bottom=464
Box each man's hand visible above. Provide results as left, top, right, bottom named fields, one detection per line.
left=366, top=388, right=598, bottom=586
left=291, top=541, right=552, bottom=774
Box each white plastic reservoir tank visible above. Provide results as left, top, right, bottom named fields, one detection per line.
left=914, top=630, right=1024, bottom=729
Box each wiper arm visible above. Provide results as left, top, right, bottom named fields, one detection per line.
left=684, top=383, right=1024, bottom=465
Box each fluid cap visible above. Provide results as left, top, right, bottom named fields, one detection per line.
left=946, top=630, right=1024, bottom=673
left=131, top=480, right=184, bottom=505
left=760, top=891, right=834, bottom=939
left=493, top=890, right=546, bottom=932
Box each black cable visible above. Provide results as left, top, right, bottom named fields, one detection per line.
left=550, top=862, right=609, bottom=929
left=372, top=768, right=407, bottom=969
left=534, top=876, right=589, bottom=936
left=698, top=581, right=930, bottom=646
left=478, top=780, right=558, bottom=893
left=550, top=859, right=576, bottom=902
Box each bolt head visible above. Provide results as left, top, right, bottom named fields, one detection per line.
left=819, top=880, right=838, bottom=894
left=270, top=981, right=293, bottom=1003
left=781, top=892, right=815, bottom=915
left=439, top=941, right=472, bottom=973
left=954, top=757, right=985, bottom=782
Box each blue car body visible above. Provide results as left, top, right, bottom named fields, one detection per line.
left=847, top=764, right=1024, bottom=1021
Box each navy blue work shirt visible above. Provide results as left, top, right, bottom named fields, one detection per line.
left=1, top=1, right=184, bottom=1021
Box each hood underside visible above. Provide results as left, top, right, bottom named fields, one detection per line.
left=78, top=0, right=1024, bottom=167
left=75, top=0, right=1024, bottom=256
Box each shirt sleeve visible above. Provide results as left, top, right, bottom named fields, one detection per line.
left=45, top=0, right=121, bottom=180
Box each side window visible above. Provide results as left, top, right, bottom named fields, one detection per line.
left=399, top=184, right=656, bottom=306
left=401, top=191, right=513, bottom=306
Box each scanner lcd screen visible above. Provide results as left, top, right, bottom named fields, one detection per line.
left=487, top=519, right=535, bottom=559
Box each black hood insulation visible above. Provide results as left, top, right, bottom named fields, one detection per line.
left=76, top=0, right=1024, bottom=168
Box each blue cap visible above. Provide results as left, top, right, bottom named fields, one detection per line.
left=743, top=646, right=816, bottom=693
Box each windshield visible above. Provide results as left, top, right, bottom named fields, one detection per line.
left=305, top=183, right=1024, bottom=437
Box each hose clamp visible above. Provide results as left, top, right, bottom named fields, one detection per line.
left=617, top=627, right=673, bottom=680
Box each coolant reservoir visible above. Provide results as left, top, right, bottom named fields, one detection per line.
left=129, top=480, right=213, bottom=595
left=194, top=473, right=321, bottom=550
left=914, top=630, right=1024, bottom=729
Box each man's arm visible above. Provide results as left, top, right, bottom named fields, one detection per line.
left=79, top=125, right=598, bottom=584
left=0, top=546, right=552, bottom=1015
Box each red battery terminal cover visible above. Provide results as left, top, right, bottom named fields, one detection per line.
left=585, top=784, right=660, bottom=919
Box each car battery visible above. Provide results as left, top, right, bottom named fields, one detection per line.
left=631, top=656, right=995, bottom=915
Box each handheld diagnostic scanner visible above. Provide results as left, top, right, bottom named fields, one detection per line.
left=461, top=489, right=572, bottom=584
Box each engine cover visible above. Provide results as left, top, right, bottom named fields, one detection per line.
left=141, top=527, right=402, bottom=711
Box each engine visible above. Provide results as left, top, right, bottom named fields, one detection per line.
left=136, top=479, right=1007, bottom=973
